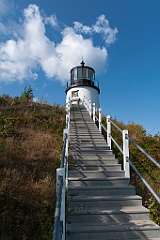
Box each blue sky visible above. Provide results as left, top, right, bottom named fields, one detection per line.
left=0, top=0, right=160, bottom=135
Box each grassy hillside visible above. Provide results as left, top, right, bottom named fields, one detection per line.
left=0, top=92, right=66, bottom=240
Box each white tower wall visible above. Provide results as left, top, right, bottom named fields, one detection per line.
left=66, top=86, right=100, bottom=109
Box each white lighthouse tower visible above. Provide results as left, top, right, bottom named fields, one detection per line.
left=66, top=61, right=100, bottom=108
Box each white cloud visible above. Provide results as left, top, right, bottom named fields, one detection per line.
left=93, top=15, right=118, bottom=44
left=0, top=0, right=9, bottom=16
left=74, top=14, right=118, bottom=45
left=45, top=15, right=58, bottom=28
left=0, top=4, right=118, bottom=84
left=0, top=0, right=15, bottom=35
left=0, top=22, right=7, bottom=34
left=0, top=0, right=14, bottom=18
left=55, top=27, right=107, bottom=80
left=73, top=21, right=92, bottom=34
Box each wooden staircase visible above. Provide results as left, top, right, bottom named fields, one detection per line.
left=66, top=104, right=160, bottom=240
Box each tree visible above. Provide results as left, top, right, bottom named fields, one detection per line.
left=20, top=86, right=34, bottom=102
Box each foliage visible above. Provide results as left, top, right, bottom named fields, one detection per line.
left=0, top=89, right=66, bottom=239
left=20, top=86, right=34, bottom=102
left=0, top=94, right=13, bottom=106
left=145, top=194, right=160, bottom=225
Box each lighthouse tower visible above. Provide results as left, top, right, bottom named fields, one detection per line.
left=66, top=61, right=100, bottom=108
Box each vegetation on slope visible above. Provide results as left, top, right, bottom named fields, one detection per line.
left=0, top=88, right=66, bottom=240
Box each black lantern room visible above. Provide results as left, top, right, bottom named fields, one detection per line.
left=66, top=61, right=100, bottom=94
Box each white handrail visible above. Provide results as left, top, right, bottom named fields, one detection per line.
left=127, top=135, right=160, bottom=169
left=82, top=97, right=160, bottom=203
left=52, top=102, right=70, bottom=240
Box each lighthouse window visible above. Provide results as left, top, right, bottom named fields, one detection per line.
left=72, top=91, right=79, bottom=97
left=84, top=68, right=89, bottom=79
left=73, top=68, right=77, bottom=80
left=85, top=68, right=88, bottom=79
left=88, top=69, right=94, bottom=80
left=77, top=67, right=82, bottom=79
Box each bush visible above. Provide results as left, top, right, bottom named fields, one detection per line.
left=0, top=93, right=66, bottom=239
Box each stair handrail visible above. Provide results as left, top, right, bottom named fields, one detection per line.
left=108, top=118, right=160, bottom=203
left=106, top=115, right=160, bottom=203
left=107, top=117, right=160, bottom=169
left=126, top=135, right=160, bottom=169
left=82, top=97, right=160, bottom=203
left=83, top=95, right=92, bottom=116
left=52, top=175, right=63, bottom=240
left=52, top=102, right=70, bottom=240
left=109, top=116, right=160, bottom=169
left=101, top=123, right=123, bottom=154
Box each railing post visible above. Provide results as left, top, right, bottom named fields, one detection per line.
left=89, top=100, right=92, bottom=117
left=66, top=100, right=70, bottom=129
left=84, top=97, right=88, bottom=112
left=83, top=97, right=85, bottom=106
left=93, top=103, right=96, bottom=123
left=123, top=130, right=130, bottom=178
left=66, top=114, right=69, bottom=129
left=106, top=115, right=111, bottom=149
left=99, top=108, right=102, bottom=132
left=83, top=96, right=87, bottom=110
left=56, top=168, right=65, bottom=240
left=61, top=170, right=65, bottom=240
left=87, top=99, right=90, bottom=113
left=64, top=129, right=69, bottom=187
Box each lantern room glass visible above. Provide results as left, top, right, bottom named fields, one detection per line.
left=70, top=66, right=95, bottom=82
